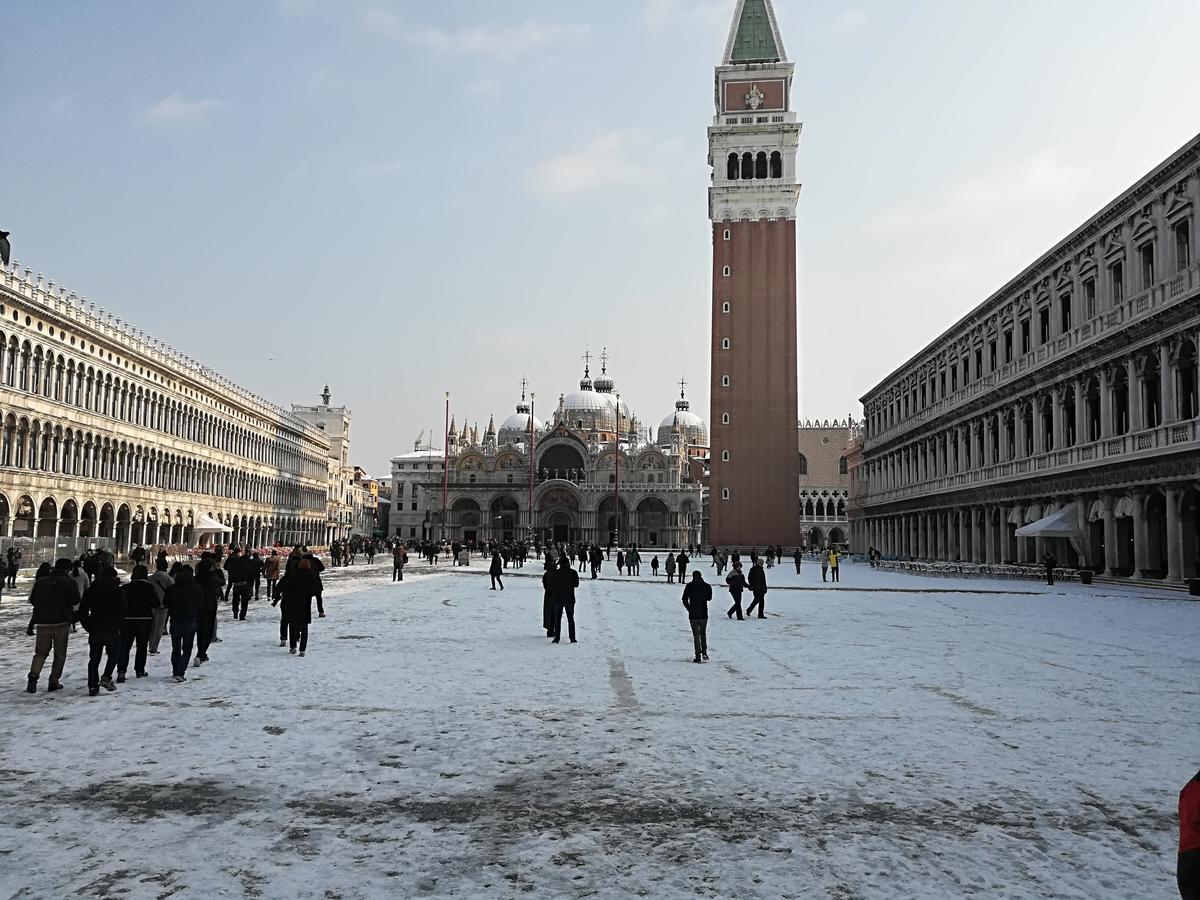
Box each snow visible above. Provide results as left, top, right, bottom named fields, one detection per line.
left=0, top=557, right=1195, bottom=898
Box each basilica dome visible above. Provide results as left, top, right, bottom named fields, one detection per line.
left=562, top=371, right=617, bottom=432
left=657, top=390, right=708, bottom=448
left=498, top=406, right=543, bottom=446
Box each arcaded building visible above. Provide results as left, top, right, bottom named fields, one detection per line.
left=707, top=0, right=801, bottom=548
left=854, top=135, right=1200, bottom=582
left=0, top=259, right=334, bottom=555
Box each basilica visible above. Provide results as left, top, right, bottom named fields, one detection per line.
left=389, top=358, right=707, bottom=549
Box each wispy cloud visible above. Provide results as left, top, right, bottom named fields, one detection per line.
left=641, top=0, right=727, bottom=30
left=140, top=94, right=225, bottom=126
left=50, top=95, right=73, bottom=120
left=528, top=133, right=650, bottom=198
left=871, top=151, right=1093, bottom=233
left=465, top=76, right=500, bottom=99
left=356, top=157, right=406, bottom=179
left=364, top=9, right=588, bottom=63
left=827, top=9, right=869, bottom=35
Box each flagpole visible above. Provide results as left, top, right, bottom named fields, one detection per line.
left=528, top=392, right=536, bottom=543
left=441, top=392, right=449, bottom=542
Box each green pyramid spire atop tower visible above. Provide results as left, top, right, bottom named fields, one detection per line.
left=724, top=0, right=785, bottom=64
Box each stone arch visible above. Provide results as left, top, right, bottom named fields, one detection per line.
left=538, top=440, right=587, bottom=481
left=36, top=496, right=57, bottom=538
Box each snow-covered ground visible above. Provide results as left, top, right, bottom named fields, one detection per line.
left=0, top=557, right=1195, bottom=898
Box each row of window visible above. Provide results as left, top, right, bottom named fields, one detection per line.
left=0, top=332, right=324, bottom=478
left=869, top=219, right=1193, bottom=436
left=0, top=412, right=324, bottom=510
left=866, top=342, right=1199, bottom=493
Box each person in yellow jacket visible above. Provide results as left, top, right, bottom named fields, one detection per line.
left=828, top=549, right=840, bottom=583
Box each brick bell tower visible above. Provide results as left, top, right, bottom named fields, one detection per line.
left=708, top=0, right=801, bottom=548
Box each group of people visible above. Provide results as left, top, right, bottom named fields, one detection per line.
left=22, top=543, right=329, bottom=696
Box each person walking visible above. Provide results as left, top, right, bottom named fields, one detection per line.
left=263, top=550, right=282, bottom=599
left=681, top=570, right=711, bottom=663
left=25, top=558, right=80, bottom=693
left=77, top=566, right=126, bottom=696
left=118, top=566, right=158, bottom=681
left=628, top=546, right=640, bottom=576
left=793, top=547, right=803, bottom=574
left=275, top=558, right=324, bottom=656
left=489, top=552, right=504, bottom=591
left=6, top=547, right=21, bottom=589
left=677, top=550, right=690, bottom=582
left=1181, top=769, right=1200, bottom=900
left=651, top=555, right=659, bottom=577
left=829, top=549, right=840, bottom=583
left=725, top=563, right=746, bottom=620
left=820, top=549, right=830, bottom=582
left=163, top=566, right=202, bottom=682
left=226, top=547, right=252, bottom=621
left=542, top=557, right=556, bottom=638
left=147, top=559, right=174, bottom=656
left=665, top=552, right=676, bottom=584
left=746, top=559, right=768, bottom=619
left=616, top=549, right=625, bottom=576
left=392, top=543, right=407, bottom=582
left=550, top=555, right=579, bottom=644
left=1044, top=551, right=1057, bottom=586
left=248, top=552, right=264, bottom=602
left=194, top=558, right=222, bottom=666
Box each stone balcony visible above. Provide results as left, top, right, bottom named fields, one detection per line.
left=857, top=417, right=1198, bottom=508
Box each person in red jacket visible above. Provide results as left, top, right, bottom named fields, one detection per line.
left=1181, top=770, right=1200, bottom=899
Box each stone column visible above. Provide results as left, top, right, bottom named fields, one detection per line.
left=999, top=507, right=1010, bottom=562
left=1126, top=357, right=1142, bottom=432
left=957, top=511, right=969, bottom=562
left=1160, top=341, right=1176, bottom=424
left=1051, top=390, right=1064, bottom=450
left=1015, top=404, right=1027, bottom=457
left=984, top=508, right=996, bottom=564
left=1165, top=484, right=1183, bottom=581
left=972, top=510, right=984, bottom=562
left=1032, top=394, right=1046, bottom=454
left=1131, top=490, right=1148, bottom=577
left=1100, top=369, right=1114, bottom=437
left=1074, top=377, right=1087, bottom=444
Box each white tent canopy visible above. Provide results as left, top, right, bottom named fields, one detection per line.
left=1015, top=503, right=1081, bottom=538
left=193, top=514, right=233, bottom=534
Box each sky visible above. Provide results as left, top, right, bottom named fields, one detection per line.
left=3, top=0, right=1200, bottom=476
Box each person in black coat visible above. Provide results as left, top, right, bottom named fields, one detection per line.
left=489, top=552, right=504, bottom=591
left=682, top=570, right=712, bottom=662
left=725, top=564, right=746, bottom=620
left=118, top=565, right=159, bottom=681
left=248, top=551, right=265, bottom=601
left=194, top=558, right=223, bottom=665
left=541, top=557, right=556, bottom=636
left=746, top=559, right=768, bottom=619
left=274, top=559, right=324, bottom=656
left=677, top=551, right=690, bottom=581
left=25, top=558, right=81, bottom=693
left=164, top=566, right=202, bottom=680
left=77, top=567, right=126, bottom=695
left=225, top=548, right=252, bottom=620
left=550, top=555, right=579, bottom=644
